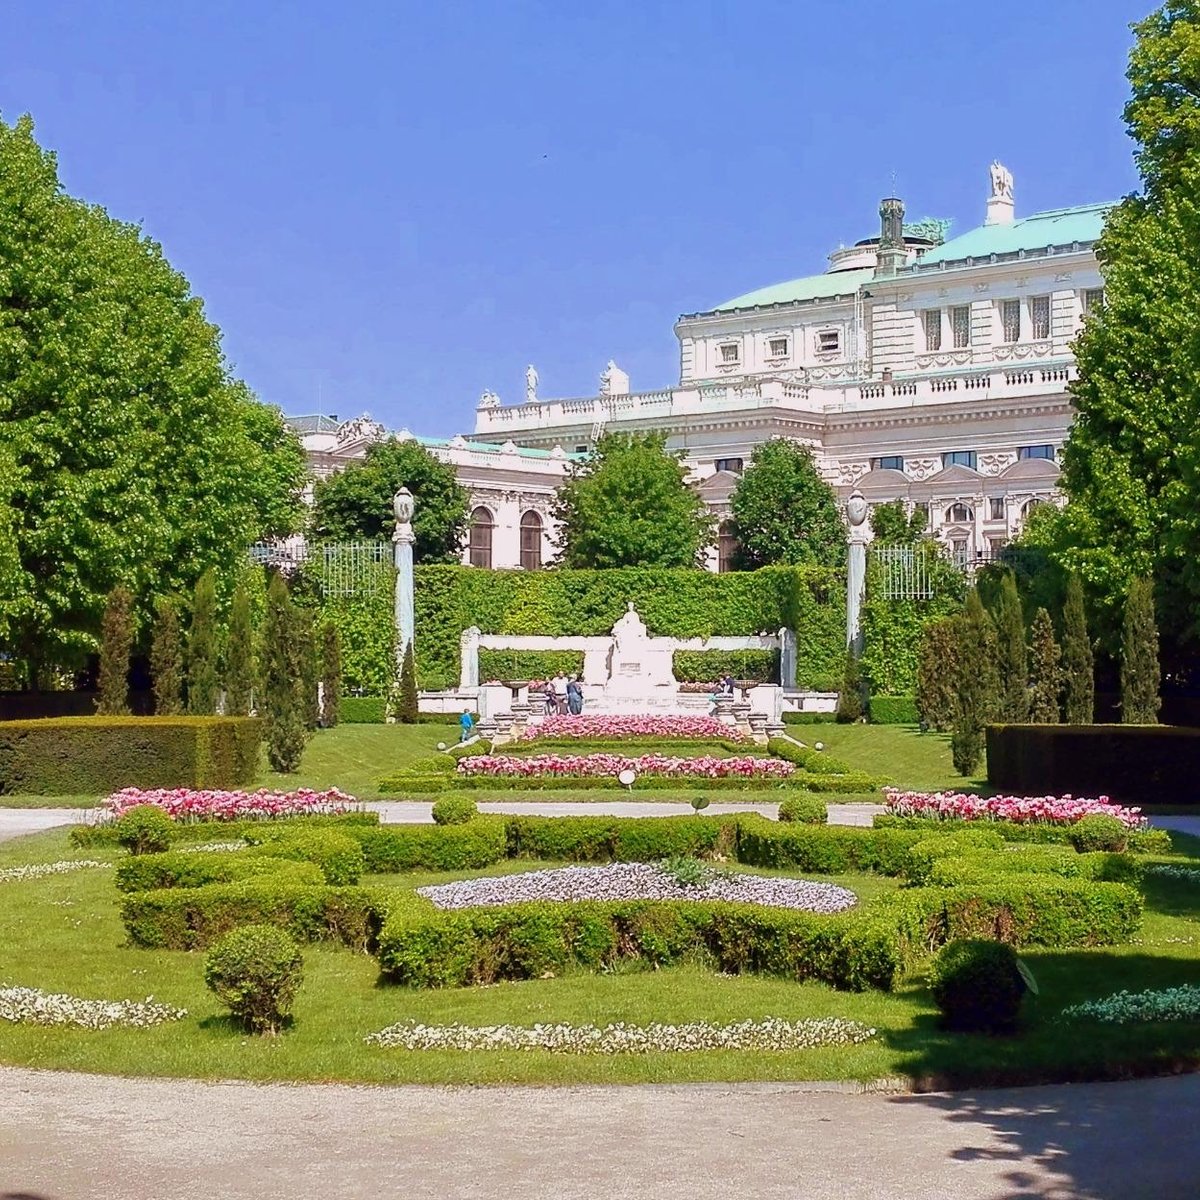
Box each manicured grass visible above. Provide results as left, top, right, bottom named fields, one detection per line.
left=801, top=724, right=987, bottom=794
left=0, top=795, right=99, bottom=809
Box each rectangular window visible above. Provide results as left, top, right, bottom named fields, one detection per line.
left=1083, top=288, right=1105, bottom=316
left=943, top=450, right=978, bottom=470
left=923, top=309, right=942, bottom=352
left=1031, top=295, right=1051, bottom=340
left=714, top=457, right=744, bottom=474
left=988, top=537, right=1009, bottom=554
left=719, top=343, right=740, bottom=364
left=1001, top=299, right=1021, bottom=343
left=574, top=444, right=588, bottom=454
left=1018, top=444, right=1056, bottom=461
left=768, top=336, right=789, bottom=357
left=873, top=455, right=904, bottom=472
left=951, top=305, right=971, bottom=349
left=990, top=498, right=1005, bottom=521
left=817, top=329, right=840, bottom=353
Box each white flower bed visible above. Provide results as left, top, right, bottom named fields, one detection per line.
left=0, top=986, right=187, bottom=1030
left=182, top=841, right=249, bottom=854
left=418, top=863, right=857, bottom=913
left=1060, top=984, right=1200, bottom=1024
left=0, top=860, right=103, bottom=884
left=1146, top=864, right=1200, bottom=885
left=366, top=1016, right=876, bottom=1054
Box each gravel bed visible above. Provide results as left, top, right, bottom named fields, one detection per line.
left=418, top=863, right=857, bottom=913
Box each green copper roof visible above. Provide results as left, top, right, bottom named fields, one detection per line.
left=914, top=202, right=1113, bottom=266
left=712, top=266, right=875, bottom=313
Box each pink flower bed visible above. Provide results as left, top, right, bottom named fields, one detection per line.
left=102, top=787, right=360, bottom=823
left=522, top=714, right=744, bottom=742
left=883, top=788, right=1146, bottom=828
left=459, top=753, right=792, bottom=780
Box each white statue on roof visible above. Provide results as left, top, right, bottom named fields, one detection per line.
left=989, top=161, right=1013, bottom=200
left=525, top=364, right=539, bottom=403
left=335, top=414, right=386, bottom=447
left=599, top=360, right=630, bottom=397
left=478, top=388, right=500, bottom=408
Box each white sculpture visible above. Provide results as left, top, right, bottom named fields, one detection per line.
left=335, top=414, right=386, bottom=447
left=477, top=388, right=500, bottom=408
left=599, top=360, right=630, bottom=397
left=525, top=364, right=539, bottom=403
left=612, top=602, right=649, bottom=653
left=989, top=161, right=1013, bottom=200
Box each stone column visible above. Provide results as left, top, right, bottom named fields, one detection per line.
left=846, top=490, right=868, bottom=653
left=779, top=627, right=797, bottom=688
left=459, top=626, right=481, bottom=691
left=392, top=487, right=415, bottom=671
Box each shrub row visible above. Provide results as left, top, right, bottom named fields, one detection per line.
left=672, top=650, right=779, bottom=684
left=339, top=697, right=387, bottom=724
left=766, top=738, right=857, bottom=776
left=868, top=696, right=919, bottom=725
left=70, top=810, right=380, bottom=850
left=872, top=814, right=1173, bottom=855
left=501, top=737, right=749, bottom=756
left=734, top=816, right=923, bottom=874
left=376, top=774, right=822, bottom=795
left=478, top=650, right=585, bottom=683
left=504, top=815, right=737, bottom=862
left=782, top=711, right=837, bottom=725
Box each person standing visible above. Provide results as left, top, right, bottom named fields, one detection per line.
left=566, top=675, right=583, bottom=715
left=552, top=672, right=569, bottom=715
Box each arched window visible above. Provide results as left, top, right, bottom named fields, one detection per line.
left=1022, top=497, right=1047, bottom=518
left=468, top=506, right=494, bottom=568
left=519, top=510, right=543, bottom=571
left=946, top=503, right=973, bottom=524
left=717, top=520, right=739, bottom=573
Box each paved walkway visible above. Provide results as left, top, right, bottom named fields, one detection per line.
left=0, top=1066, right=1196, bottom=1199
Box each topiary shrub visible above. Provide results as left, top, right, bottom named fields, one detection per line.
left=408, top=755, right=458, bottom=775
left=1069, top=813, right=1129, bottom=854
left=252, top=829, right=365, bottom=885
left=432, top=796, right=479, bottom=826
left=777, top=795, right=827, bottom=824
left=927, top=938, right=1030, bottom=1033
left=203, top=923, right=304, bottom=1034
left=114, top=805, right=175, bottom=856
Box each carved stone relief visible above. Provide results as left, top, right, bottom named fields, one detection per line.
left=906, top=458, right=939, bottom=481
left=978, top=452, right=1017, bottom=476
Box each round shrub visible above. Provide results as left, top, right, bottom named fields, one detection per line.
left=204, top=924, right=304, bottom=1034
left=928, top=939, right=1029, bottom=1033
left=1069, top=813, right=1128, bottom=853
left=777, top=795, right=827, bottom=825
left=432, top=796, right=479, bottom=826
left=114, top=805, right=175, bottom=855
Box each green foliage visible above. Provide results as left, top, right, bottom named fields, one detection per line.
left=505, top=815, right=735, bottom=863
left=901, top=831, right=1007, bottom=886
left=994, top=572, right=1028, bottom=723
left=310, top=439, right=468, bottom=563
left=836, top=648, right=864, bottom=723
left=114, top=805, right=175, bottom=856
left=250, top=829, right=365, bottom=886
left=203, top=924, right=304, bottom=1034
left=777, top=795, right=828, bottom=824
left=782, top=711, right=837, bottom=725
left=150, top=597, right=185, bottom=717
left=551, top=432, right=714, bottom=568
left=729, top=440, right=846, bottom=569
left=431, top=796, right=478, bottom=825
left=224, top=584, right=255, bottom=718
left=1120, top=575, right=1161, bottom=723
left=478, top=649, right=584, bottom=683
left=766, top=738, right=856, bottom=775
left=869, top=501, right=928, bottom=545
left=263, top=574, right=309, bottom=773
left=355, top=821, right=508, bottom=872
left=339, top=696, right=386, bottom=724
left=397, top=641, right=418, bottom=723
left=928, top=940, right=1028, bottom=1033
left=1062, top=575, right=1095, bottom=724
left=1070, top=814, right=1130, bottom=854
left=672, top=650, right=779, bottom=684
left=734, top=818, right=922, bottom=875
left=1028, top=607, right=1063, bottom=724
left=0, top=716, right=261, bottom=794
left=297, top=609, right=320, bottom=732
left=320, top=622, right=342, bottom=728
left=951, top=590, right=998, bottom=776
left=868, top=696, right=919, bottom=725
left=96, top=587, right=135, bottom=716
left=187, top=570, right=220, bottom=716
left=73, top=810, right=379, bottom=851
left=0, top=116, right=306, bottom=672
left=115, top=851, right=323, bottom=894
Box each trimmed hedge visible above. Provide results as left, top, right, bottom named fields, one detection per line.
left=0, top=716, right=262, bottom=795
left=672, top=650, right=779, bottom=684
left=782, top=712, right=837, bottom=725
left=872, top=814, right=1173, bottom=855
left=377, top=773, right=831, bottom=795
left=502, top=737, right=748, bottom=756
left=766, top=738, right=856, bottom=776
left=505, top=815, right=737, bottom=862
left=927, top=848, right=1141, bottom=888
left=70, top=810, right=380, bottom=850
left=247, top=829, right=366, bottom=886
left=115, top=852, right=325, bottom=893
left=735, top=817, right=923, bottom=875
left=869, top=696, right=919, bottom=725
left=987, top=723, right=1200, bottom=808
left=353, top=820, right=509, bottom=872
left=339, top=697, right=386, bottom=724
left=478, top=650, right=583, bottom=683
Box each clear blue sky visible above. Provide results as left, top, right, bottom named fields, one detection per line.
left=4, top=0, right=1147, bottom=438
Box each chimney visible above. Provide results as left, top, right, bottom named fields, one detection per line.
left=874, top=196, right=906, bottom=277
left=985, top=161, right=1015, bottom=226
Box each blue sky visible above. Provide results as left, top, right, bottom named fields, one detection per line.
left=4, top=0, right=1146, bottom=437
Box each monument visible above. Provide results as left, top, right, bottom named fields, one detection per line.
left=604, top=603, right=677, bottom=698
left=393, top=487, right=415, bottom=669
left=845, top=489, right=868, bottom=652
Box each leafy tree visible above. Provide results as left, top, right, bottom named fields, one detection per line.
left=310, top=438, right=468, bottom=562
left=96, top=587, right=134, bottom=716
left=321, top=622, right=342, bottom=728
left=1062, top=574, right=1095, bottom=724
left=729, top=440, right=845, bottom=569
left=915, top=617, right=960, bottom=732
left=552, top=432, right=713, bottom=568
left=149, top=597, right=184, bottom=716
left=0, top=115, right=307, bottom=676
left=835, top=647, right=864, bottom=723
left=1121, top=575, right=1161, bottom=723
left=186, top=571, right=220, bottom=716
left=262, top=574, right=308, bottom=772
left=951, top=590, right=999, bottom=776
left=1028, top=607, right=1063, bottom=724
left=994, top=572, right=1029, bottom=722
left=224, top=583, right=255, bottom=716
left=869, top=500, right=928, bottom=545
left=396, top=640, right=419, bottom=724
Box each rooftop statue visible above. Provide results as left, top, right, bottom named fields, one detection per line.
left=525, top=364, right=539, bottom=404
left=989, top=161, right=1014, bottom=200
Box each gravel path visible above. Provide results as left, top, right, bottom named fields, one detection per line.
left=0, top=1066, right=1196, bottom=1199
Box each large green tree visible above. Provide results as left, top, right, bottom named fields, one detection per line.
left=869, top=500, right=928, bottom=545
left=310, top=438, right=468, bottom=563
left=0, top=115, right=307, bottom=673
left=729, top=440, right=846, bottom=569
left=551, top=432, right=713, bottom=568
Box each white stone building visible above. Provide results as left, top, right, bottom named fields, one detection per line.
left=291, top=164, right=1110, bottom=570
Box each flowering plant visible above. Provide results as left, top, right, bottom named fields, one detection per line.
left=0, top=986, right=186, bottom=1030
left=884, top=789, right=1146, bottom=828
left=0, top=860, right=102, bottom=884
left=101, top=787, right=359, bottom=823
left=459, top=753, right=792, bottom=780
left=1059, top=984, right=1200, bottom=1024
left=522, top=714, right=744, bottom=742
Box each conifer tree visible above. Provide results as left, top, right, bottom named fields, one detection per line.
left=1028, top=607, right=1063, bottom=724
left=186, top=570, right=220, bottom=715
left=223, top=583, right=255, bottom=716
left=149, top=596, right=184, bottom=716
left=951, top=589, right=999, bottom=776
left=397, top=640, right=419, bottom=724
left=96, top=586, right=134, bottom=716
left=835, top=646, right=864, bottom=723
left=262, top=574, right=308, bottom=772
left=1062, top=574, right=1095, bottom=724
left=915, top=617, right=960, bottom=732
left=994, top=572, right=1029, bottom=722
left=321, top=622, right=342, bottom=728
left=298, top=609, right=321, bottom=731
left=1120, top=575, right=1161, bottom=724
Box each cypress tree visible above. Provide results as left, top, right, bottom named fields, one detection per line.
left=262, top=573, right=308, bottom=772
left=1120, top=575, right=1161, bottom=724
left=835, top=646, right=864, bottom=723
left=1062, top=574, right=1095, bottom=724
left=321, top=622, right=342, bottom=728
left=224, top=583, right=254, bottom=716
left=298, top=609, right=320, bottom=731
left=187, top=570, right=220, bottom=715
left=397, top=640, right=419, bottom=724
left=994, top=572, right=1028, bottom=722
left=1028, top=607, right=1063, bottom=724
left=951, top=589, right=998, bottom=776
left=149, top=596, right=184, bottom=716
left=96, top=586, right=134, bottom=716
left=915, top=617, right=960, bottom=733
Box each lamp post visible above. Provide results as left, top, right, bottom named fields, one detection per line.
left=393, top=487, right=415, bottom=671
